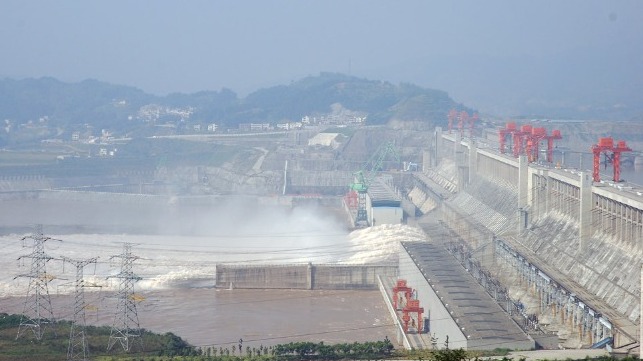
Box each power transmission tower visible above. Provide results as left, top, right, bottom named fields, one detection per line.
left=15, top=226, right=60, bottom=340
left=62, top=256, right=98, bottom=361
left=107, top=243, right=142, bottom=352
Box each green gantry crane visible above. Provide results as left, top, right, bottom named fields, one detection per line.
left=349, top=141, right=400, bottom=226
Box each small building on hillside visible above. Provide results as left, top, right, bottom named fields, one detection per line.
left=308, top=133, right=342, bottom=149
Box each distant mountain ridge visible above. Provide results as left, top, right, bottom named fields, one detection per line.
left=0, top=73, right=468, bottom=136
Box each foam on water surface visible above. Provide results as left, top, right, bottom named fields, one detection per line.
left=0, top=224, right=425, bottom=297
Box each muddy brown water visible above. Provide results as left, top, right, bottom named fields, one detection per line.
left=1, top=288, right=396, bottom=349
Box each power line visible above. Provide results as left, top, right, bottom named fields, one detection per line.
left=15, top=225, right=61, bottom=341
left=61, top=255, right=98, bottom=361
left=107, top=243, right=142, bottom=353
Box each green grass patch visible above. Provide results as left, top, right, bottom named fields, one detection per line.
left=0, top=313, right=198, bottom=361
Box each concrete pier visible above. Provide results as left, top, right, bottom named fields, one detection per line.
left=216, top=264, right=398, bottom=290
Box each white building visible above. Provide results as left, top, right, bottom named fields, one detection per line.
left=307, top=133, right=341, bottom=149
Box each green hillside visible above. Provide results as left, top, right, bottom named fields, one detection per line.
left=0, top=73, right=469, bottom=144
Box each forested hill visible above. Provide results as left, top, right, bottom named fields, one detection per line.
left=0, top=73, right=468, bottom=133
left=236, top=73, right=465, bottom=125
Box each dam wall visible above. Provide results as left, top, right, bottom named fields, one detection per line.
left=0, top=175, right=51, bottom=192
left=441, top=201, right=497, bottom=268
left=286, top=170, right=353, bottom=195
left=0, top=190, right=343, bottom=208
left=429, top=128, right=643, bottom=346
left=215, top=264, right=397, bottom=290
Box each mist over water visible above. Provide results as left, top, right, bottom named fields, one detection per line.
left=0, top=195, right=426, bottom=298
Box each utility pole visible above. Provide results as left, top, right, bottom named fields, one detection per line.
left=62, top=256, right=98, bottom=361
left=15, top=226, right=60, bottom=340
left=107, top=243, right=142, bottom=352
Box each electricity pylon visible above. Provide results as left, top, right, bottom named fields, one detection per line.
left=15, top=227, right=60, bottom=340
left=62, top=256, right=98, bottom=361
left=107, top=243, right=142, bottom=352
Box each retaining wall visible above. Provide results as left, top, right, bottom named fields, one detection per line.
left=216, top=263, right=398, bottom=290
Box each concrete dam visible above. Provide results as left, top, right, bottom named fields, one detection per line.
left=3, top=124, right=642, bottom=354
left=400, top=128, right=643, bottom=351
left=209, top=125, right=642, bottom=352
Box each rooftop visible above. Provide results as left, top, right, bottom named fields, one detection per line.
left=401, top=241, right=532, bottom=345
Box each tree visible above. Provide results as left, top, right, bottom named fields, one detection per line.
left=432, top=348, right=468, bottom=361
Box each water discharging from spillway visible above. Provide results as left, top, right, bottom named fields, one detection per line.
left=0, top=223, right=426, bottom=298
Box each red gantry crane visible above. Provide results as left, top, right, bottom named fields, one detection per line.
left=449, top=109, right=478, bottom=138
left=392, top=279, right=427, bottom=334
left=591, top=137, right=632, bottom=182
left=447, top=109, right=458, bottom=134
left=468, top=112, right=479, bottom=138
left=457, top=111, right=469, bottom=138
left=513, top=124, right=532, bottom=158
left=526, top=127, right=547, bottom=162
left=545, top=129, right=562, bottom=163
left=498, top=122, right=563, bottom=162
left=499, top=122, right=517, bottom=154
left=402, top=299, right=425, bottom=334
left=392, top=279, right=413, bottom=310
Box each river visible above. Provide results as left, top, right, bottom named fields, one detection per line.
left=0, top=196, right=427, bottom=348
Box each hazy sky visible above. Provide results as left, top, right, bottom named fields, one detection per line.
left=1, top=1, right=642, bottom=115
